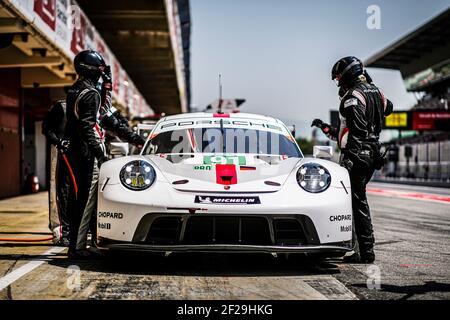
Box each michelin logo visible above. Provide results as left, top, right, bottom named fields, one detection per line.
left=195, top=196, right=261, bottom=205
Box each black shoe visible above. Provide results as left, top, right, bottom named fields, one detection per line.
left=54, top=237, right=70, bottom=247
left=68, top=248, right=102, bottom=260
left=86, top=246, right=102, bottom=256
left=343, top=251, right=362, bottom=263
left=361, top=252, right=375, bottom=263
left=68, top=249, right=88, bottom=260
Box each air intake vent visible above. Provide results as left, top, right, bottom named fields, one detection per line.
left=273, top=219, right=306, bottom=245
left=146, top=217, right=182, bottom=244
left=183, top=216, right=271, bottom=245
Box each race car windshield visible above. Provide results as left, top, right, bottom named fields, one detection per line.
left=143, top=128, right=302, bottom=158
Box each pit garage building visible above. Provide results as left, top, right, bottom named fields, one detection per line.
left=365, top=7, right=450, bottom=182
left=0, top=0, right=191, bottom=198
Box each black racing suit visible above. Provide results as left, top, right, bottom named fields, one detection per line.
left=42, top=100, right=70, bottom=242
left=64, top=77, right=145, bottom=251
left=64, top=78, right=107, bottom=251
left=98, top=81, right=145, bottom=147
left=326, top=80, right=393, bottom=257
left=75, top=80, right=145, bottom=251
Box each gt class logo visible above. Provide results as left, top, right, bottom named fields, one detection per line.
left=195, top=196, right=260, bottom=205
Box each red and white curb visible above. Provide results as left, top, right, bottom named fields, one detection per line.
left=367, top=188, right=450, bottom=204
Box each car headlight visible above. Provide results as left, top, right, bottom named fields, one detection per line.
left=296, top=163, right=331, bottom=193
left=119, top=160, right=156, bottom=191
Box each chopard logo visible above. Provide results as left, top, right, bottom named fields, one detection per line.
left=98, top=211, right=123, bottom=219
left=195, top=196, right=261, bottom=205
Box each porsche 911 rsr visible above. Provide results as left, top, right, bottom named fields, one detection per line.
left=96, top=112, right=353, bottom=257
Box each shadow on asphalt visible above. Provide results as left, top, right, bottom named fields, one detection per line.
left=353, top=281, right=450, bottom=300
left=48, top=251, right=343, bottom=277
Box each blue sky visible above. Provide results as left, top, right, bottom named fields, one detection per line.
left=190, top=0, right=450, bottom=138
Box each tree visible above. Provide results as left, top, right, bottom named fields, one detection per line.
left=296, top=138, right=314, bottom=155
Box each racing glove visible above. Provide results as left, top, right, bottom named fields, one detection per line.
left=311, top=119, right=334, bottom=135
left=340, top=158, right=353, bottom=172
left=132, top=135, right=146, bottom=148
left=57, top=139, right=70, bottom=153
left=117, top=114, right=130, bottom=127
left=311, top=119, right=323, bottom=128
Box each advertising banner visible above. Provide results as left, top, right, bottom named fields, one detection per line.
left=34, top=0, right=56, bottom=30
left=412, top=111, right=450, bottom=131
left=384, top=111, right=412, bottom=130
left=5, top=0, right=153, bottom=116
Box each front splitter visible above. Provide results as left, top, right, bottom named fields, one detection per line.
left=97, top=239, right=351, bottom=255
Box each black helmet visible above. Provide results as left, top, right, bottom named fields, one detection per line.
left=74, top=50, right=106, bottom=81
left=331, top=56, right=364, bottom=88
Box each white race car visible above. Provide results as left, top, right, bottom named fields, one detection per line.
left=97, top=112, right=353, bottom=258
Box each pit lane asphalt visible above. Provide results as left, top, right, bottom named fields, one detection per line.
left=0, top=182, right=449, bottom=300
left=334, top=182, right=450, bottom=300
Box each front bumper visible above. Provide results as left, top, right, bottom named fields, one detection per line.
left=98, top=182, right=353, bottom=245
left=96, top=213, right=352, bottom=256
left=97, top=238, right=352, bottom=255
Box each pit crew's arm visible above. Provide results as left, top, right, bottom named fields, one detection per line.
left=385, top=99, right=393, bottom=116
left=339, top=95, right=368, bottom=155
left=99, top=93, right=145, bottom=146
left=42, top=103, right=64, bottom=146
left=322, top=124, right=338, bottom=141
left=78, top=91, right=106, bottom=161
left=114, top=111, right=132, bottom=128
left=379, top=90, right=393, bottom=116
left=98, top=74, right=144, bottom=147
left=311, top=119, right=338, bottom=141
left=101, top=112, right=145, bottom=146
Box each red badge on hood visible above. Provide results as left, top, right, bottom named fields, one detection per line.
left=216, top=164, right=237, bottom=185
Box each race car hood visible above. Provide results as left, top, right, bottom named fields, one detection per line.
left=145, top=154, right=301, bottom=193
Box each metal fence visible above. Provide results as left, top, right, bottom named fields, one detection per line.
left=391, top=140, right=450, bottom=181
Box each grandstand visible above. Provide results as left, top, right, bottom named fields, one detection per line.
left=365, top=7, right=450, bottom=182
left=413, top=93, right=449, bottom=110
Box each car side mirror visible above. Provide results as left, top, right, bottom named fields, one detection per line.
left=313, top=145, right=333, bottom=159
left=109, top=142, right=129, bottom=158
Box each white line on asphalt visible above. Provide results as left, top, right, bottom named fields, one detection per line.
left=0, top=246, right=65, bottom=291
